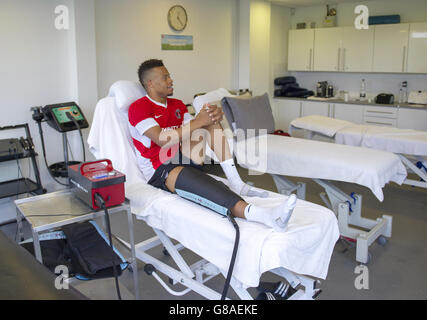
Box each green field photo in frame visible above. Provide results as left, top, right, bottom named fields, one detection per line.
left=161, top=34, right=193, bottom=51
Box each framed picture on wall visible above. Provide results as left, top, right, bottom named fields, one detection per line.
left=161, top=34, right=193, bottom=51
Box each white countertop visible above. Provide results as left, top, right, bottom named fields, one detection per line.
left=274, top=96, right=427, bottom=110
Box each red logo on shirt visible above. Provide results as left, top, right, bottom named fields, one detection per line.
left=175, top=109, right=181, bottom=119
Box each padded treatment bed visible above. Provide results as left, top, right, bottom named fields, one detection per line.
left=290, top=115, right=427, bottom=189
left=193, top=89, right=407, bottom=264
left=87, top=81, right=340, bottom=300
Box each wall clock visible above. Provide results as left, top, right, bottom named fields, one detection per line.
left=168, top=5, right=188, bottom=31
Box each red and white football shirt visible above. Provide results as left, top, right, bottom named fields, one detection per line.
left=128, top=95, right=192, bottom=180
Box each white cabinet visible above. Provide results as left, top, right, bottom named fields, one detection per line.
left=274, top=99, right=302, bottom=131
left=372, top=24, right=410, bottom=73
left=313, top=28, right=342, bottom=72
left=397, top=108, right=427, bottom=131
left=333, top=103, right=364, bottom=123
left=288, top=29, right=315, bottom=71
left=341, top=27, right=374, bottom=72
left=407, top=22, right=427, bottom=73
left=363, top=105, right=398, bottom=127
left=313, top=27, right=373, bottom=72
left=288, top=22, right=427, bottom=74
left=301, top=101, right=331, bottom=117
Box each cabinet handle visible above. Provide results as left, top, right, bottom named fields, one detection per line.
left=309, top=49, right=313, bottom=70
left=365, top=121, right=393, bottom=126
left=337, top=48, right=341, bottom=71
left=342, top=48, right=346, bottom=71
left=366, top=110, right=394, bottom=114
left=402, top=46, right=406, bottom=72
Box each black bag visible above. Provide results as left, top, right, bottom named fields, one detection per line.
left=22, top=221, right=127, bottom=280
left=274, top=76, right=296, bottom=86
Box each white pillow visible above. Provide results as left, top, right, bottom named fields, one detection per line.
left=193, top=88, right=233, bottom=114
left=108, top=80, right=147, bottom=112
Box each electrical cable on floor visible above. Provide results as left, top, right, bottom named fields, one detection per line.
left=94, top=192, right=122, bottom=300
left=35, top=120, right=69, bottom=187
left=65, top=134, right=75, bottom=162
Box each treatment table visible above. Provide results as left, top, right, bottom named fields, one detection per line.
left=87, top=81, right=340, bottom=300
left=290, top=115, right=427, bottom=190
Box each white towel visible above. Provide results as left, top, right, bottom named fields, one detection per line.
left=290, top=115, right=352, bottom=137
left=234, top=134, right=407, bottom=202
left=291, top=115, right=427, bottom=156
left=336, top=125, right=427, bottom=156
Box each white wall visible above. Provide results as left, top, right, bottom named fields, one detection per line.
left=270, top=4, right=292, bottom=118
left=0, top=0, right=79, bottom=193
left=288, top=0, right=427, bottom=98
left=249, top=0, right=271, bottom=96
left=0, top=0, right=90, bottom=223
left=95, top=0, right=238, bottom=104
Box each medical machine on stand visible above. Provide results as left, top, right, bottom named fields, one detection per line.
left=28, top=103, right=135, bottom=299
left=31, top=102, right=89, bottom=186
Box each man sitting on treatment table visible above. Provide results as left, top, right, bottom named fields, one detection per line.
left=128, top=59, right=297, bottom=232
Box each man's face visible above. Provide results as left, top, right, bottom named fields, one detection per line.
left=147, top=66, right=174, bottom=97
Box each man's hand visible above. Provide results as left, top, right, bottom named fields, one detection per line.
left=194, top=103, right=223, bottom=127
left=206, top=104, right=224, bottom=124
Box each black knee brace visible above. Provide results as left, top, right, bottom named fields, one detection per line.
left=174, top=166, right=243, bottom=216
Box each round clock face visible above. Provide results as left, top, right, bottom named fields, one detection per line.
left=168, top=5, right=187, bottom=31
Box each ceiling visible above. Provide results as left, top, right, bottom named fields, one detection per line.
left=270, top=0, right=371, bottom=8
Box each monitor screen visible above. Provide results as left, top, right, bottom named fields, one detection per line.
left=51, top=105, right=84, bottom=124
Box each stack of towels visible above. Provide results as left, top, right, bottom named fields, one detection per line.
left=274, top=76, right=314, bottom=98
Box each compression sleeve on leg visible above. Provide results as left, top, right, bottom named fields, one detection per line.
left=174, top=167, right=243, bottom=216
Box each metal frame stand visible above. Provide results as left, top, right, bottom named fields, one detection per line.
left=314, top=179, right=392, bottom=264
left=0, top=124, right=45, bottom=199
left=271, top=174, right=392, bottom=264
left=271, top=174, right=306, bottom=200
left=400, top=155, right=427, bottom=189
left=14, top=190, right=140, bottom=300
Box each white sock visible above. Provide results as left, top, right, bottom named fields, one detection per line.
left=220, top=158, right=268, bottom=198
left=244, top=194, right=297, bottom=232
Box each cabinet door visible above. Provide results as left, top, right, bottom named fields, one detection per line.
left=288, top=29, right=315, bottom=71
left=341, top=27, right=374, bottom=72
left=407, top=23, right=427, bottom=73
left=301, top=101, right=330, bottom=117
left=372, top=24, right=409, bottom=73
left=397, top=108, right=427, bottom=131
left=333, top=103, right=364, bottom=123
left=275, top=99, right=302, bottom=131
left=313, top=27, right=342, bottom=72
